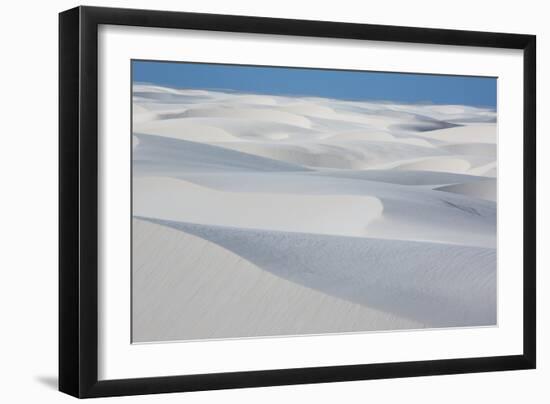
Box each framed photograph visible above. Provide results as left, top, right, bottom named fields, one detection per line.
left=59, top=6, right=536, bottom=398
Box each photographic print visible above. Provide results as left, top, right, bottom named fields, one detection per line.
left=131, top=60, right=497, bottom=343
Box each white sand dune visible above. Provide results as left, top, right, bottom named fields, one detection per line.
left=132, top=85, right=497, bottom=342
left=309, top=168, right=490, bottom=186
left=385, top=103, right=496, bottom=124
left=134, top=170, right=495, bottom=247
left=440, top=142, right=496, bottom=157
left=133, top=133, right=309, bottom=174
left=136, top=218, right=496, bottom=332
left=325, top=131, right=436, bottom=148
left=135, top=117, right=320, bottom=142
left=371, top=153, right=495, bottom=176
left=133, top=176, right=383, bottom=237
left=413, top=124, right=497, bottom=144
left=132, top=103, right=158, bottom=125
left=135, top=118, right=241, bottom=142
left=390, top=156, right=472, bottom=173
left=133, top=218, right=422, bottom=342
left=212, top=139, right=448, bottom=170
left=470, top=161, right=498, bottom=177
left=182, top=106, right=313, bottom=128
left=435, top=178, right=497, bottom=202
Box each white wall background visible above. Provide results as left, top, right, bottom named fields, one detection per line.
left=0, top=0, right=546, bottom=402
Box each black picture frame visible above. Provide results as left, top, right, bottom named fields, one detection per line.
left=59, top=5, right=536, bottom=398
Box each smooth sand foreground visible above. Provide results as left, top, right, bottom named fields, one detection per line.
left=133, top=218, right=422, bottom=342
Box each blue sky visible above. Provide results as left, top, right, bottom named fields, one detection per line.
left=133, top=60, right=496, bottom=108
